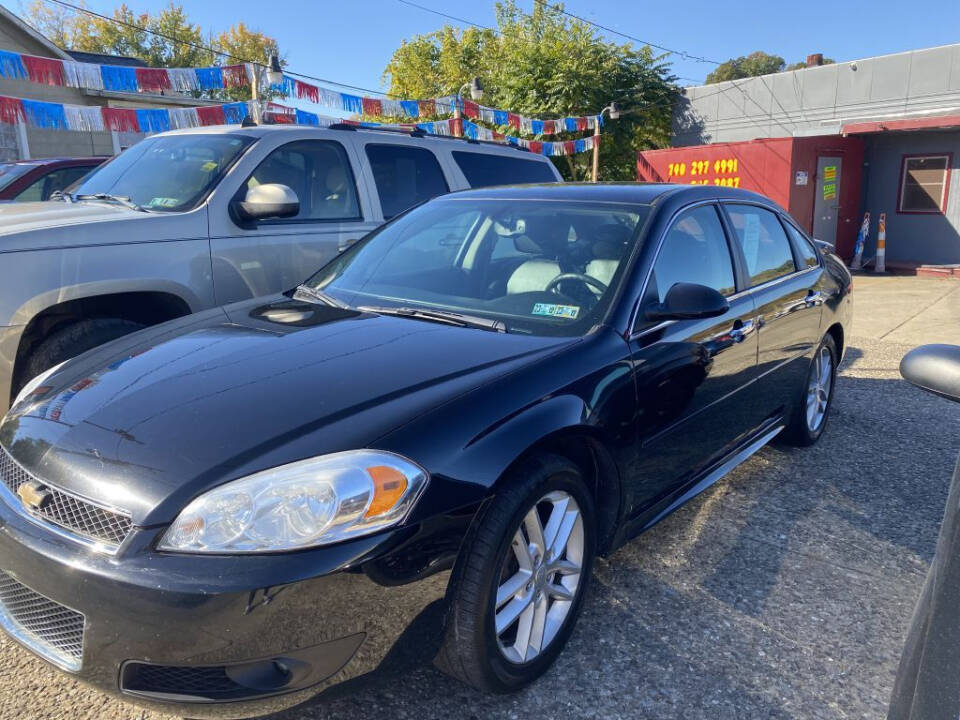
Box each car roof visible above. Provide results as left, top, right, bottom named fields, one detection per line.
left=4, top=157, right=107, bottom=166
left=442, top=182, right=782, bottom=208
left=155, top=123, right=556, bottom=161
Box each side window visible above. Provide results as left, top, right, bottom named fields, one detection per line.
left=782, top=219, right=819, bottom=269
left=246, top=140, right=359, bottom=221
left=452, top=151, right=557, bottom=188
left=726, top=205, right=798, bottom=286
left=13, top=175, right=45, bottom=202
left=16, top=166, right=96, bottom=201
left=650, top=205, right=736, bottom=305
left=365, top=144, right=449, bottom=219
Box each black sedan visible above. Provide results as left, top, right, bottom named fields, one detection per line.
left=0, top=183, right=852, bottom=718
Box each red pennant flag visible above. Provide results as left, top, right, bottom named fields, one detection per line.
left=101, top=107, right=139, bottom=132
left=492, top=131, right=505, bottom=141
left=221, top=65, right=249, bottom=88
left=576, top=116, right=588, bottom=131
left=294, top=80, right=319, bottom=104
left=450, top=117, right=463, bottom=136
left=134, top=67, right=171, bottom=92
left=0, top=96, right=24, bottom=124
left=507, top=113, right=521, bottom=130
left=462, top=100, right=479, bottom=119
left=418, top=99, right=435, bottom=117
left=529, top=141, right=543, bottom=155
left=22, top=56, right=65, bottom=86
left=563, top=140, right=576, bottom=155
left=362, top=97, right=383, bottom=117
left=543, top=120, right=555, bottom=135
left=196, top=105, right=226, bottom=126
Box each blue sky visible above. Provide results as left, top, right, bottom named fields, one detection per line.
left=10, top=0, right=960, bottom=93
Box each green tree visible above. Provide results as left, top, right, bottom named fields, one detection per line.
left=705, top=51, right=786, bottom=83
left=382, top=1, right=679, bottom=181
left=21, top=2, right=281, bottom=100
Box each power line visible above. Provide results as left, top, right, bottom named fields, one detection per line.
left=395, top=0, right=494, bottom=31
left=39, top=0, right=393, bottom=97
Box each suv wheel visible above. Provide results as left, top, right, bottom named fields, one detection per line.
left=436, top=453, right=595, bottom=692
left=17, top=318, right=145, bottom=394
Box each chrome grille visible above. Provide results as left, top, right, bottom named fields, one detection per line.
left=0, top=444, right=133, bottom=548
left=0, top=570, right=84, bottom=671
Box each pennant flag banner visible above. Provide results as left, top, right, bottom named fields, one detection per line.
left=0, top=93, right=600, bottom=157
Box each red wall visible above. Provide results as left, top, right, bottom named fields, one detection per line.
left=638, top=135, right=865, bottom=258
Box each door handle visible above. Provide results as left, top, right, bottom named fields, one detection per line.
left=729, top=319, right=755, bottom=343
left=805, top=290, right=825, bottom=307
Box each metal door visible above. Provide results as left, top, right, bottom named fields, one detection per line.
left=812, top=156, right=842, bottom=247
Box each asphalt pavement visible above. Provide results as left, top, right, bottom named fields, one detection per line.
left=1, top=274, right=959, bottom=720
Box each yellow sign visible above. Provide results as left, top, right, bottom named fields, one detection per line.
left=823, top=183, right=836, bottom=200
left=667, top=157, right=741, bottom=181
left=824, top=165, right=836, bottom=181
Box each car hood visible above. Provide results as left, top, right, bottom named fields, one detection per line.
left=0, top=296, right=572, bottom=525
left=0, top=201, right=197, bottom=250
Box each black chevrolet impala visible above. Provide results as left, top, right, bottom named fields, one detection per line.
left=0, top=183, right=851, bottom=717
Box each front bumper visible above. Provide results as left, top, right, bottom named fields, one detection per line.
left=0, top=495, right=456, bottom=718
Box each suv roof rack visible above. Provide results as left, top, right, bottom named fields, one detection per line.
left=325, top=122, right=533, bottom=153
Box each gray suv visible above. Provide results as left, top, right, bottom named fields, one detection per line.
left=0, top=124, right=561, bottom=412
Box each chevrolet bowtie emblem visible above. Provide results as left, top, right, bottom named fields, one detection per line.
left=17, top=481, right=51, bottom=511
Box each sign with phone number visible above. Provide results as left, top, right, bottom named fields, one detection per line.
left=667, top=157, right=741, bottom=188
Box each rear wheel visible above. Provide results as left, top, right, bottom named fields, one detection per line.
left=436, top=453, right=595, bottom=692
left=784, top=334, right=837, bottom=445
left=16, top=318, right=144, bottom=394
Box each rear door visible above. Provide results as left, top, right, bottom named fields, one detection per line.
left=627, top=202, right=760, bottom=511
left=355, top=141, right=451, bottom=220
left=208, top=136, right=378, bottom=305
left=723, top=203, right=824, bottom=413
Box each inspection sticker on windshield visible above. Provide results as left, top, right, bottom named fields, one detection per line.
left=147, top=197, right=178, bottom=208
left=532, top=303, right=579, bottom=319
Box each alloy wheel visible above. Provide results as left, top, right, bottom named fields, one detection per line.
left=806, top=345, right=834, bottom=432
left=494, top=490, right=584, bottom=664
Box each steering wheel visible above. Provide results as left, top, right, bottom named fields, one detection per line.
left=545, top=272, right=608, bottom=297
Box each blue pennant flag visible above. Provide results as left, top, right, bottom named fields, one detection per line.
left=574, top=139, right=586, bottom=154
left=542, top=142, right=554, bottom=156
left=135, top=109, right=170, bottom=133
left=506, top=136, right=519, bottom=146
left=295, top=109, right=319, bottom=125
left=21, top=100, right=67, bottom=130
left=339, top=93, right=363, bottom=114
left=400, top=100, right=419, bottom=118
left=531, top=120, right=544, bottom=135
left=195, top=66, right=224, bottom=91
left=565, top=118, right=578, bottom=132
left=0, top=50, right=27, bottom=79
left=493, top=110, right=509, bottom=126
left=222, top=102, right=249, bottom=124
left=100, top=65, right=138, bottom=92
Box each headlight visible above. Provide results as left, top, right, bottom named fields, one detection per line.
left=158, top=450, right=427, bottom=553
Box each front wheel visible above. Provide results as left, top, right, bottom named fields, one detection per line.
left=784, top=334, right=837, bottom=446
left=435, top=454, right=596, bottom=692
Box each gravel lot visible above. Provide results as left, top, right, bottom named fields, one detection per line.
left=1, top=275, right=959, bottom=720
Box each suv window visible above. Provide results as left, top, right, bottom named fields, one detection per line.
left=452, top=151, right=556, bottom=188
left=365, top=144, right=449, bottom=219
left=650, top=204, right=736, bottom=304
left=246, top=140, right=359, bottom=221
left=726, top=204, right=797, bottom=286
left=782, top=219, right=819, bottom=269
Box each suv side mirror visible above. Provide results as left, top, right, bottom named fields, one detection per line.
left=900, top=344, right=960, bottom=403
left=645, top=282, right=730, bottom=322
left=234, top=183, right=299, bottom=222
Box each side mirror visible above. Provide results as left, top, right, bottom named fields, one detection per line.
left=645, top=282, right=730, bottom=322
left=234, top=183, right=299, bottom=222
left=900, top=344, right=960, bottom=403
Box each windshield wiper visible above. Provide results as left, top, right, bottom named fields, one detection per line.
left=49, top=190, right=75, bottom=203
left=358, top=305, right=507, bottom=333
left=75, top=193, right=145, bottom=212
left=293, top=284, right=350, bottom=309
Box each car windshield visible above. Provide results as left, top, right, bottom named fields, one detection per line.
left=0, top=163, right=33, bottom=192
left=70, top=133, right=254, bottom=212
left=306, top=197, right=649, bottom=337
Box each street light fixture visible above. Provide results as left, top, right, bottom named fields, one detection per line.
left=266, top=54, right=284, bottom=86
left=459, top=77, right=484, bottom=101
left=592, top=102, right=620, bottom=182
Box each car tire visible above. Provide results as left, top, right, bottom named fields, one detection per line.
left=435, top=453, right=596, bottom=693
left=784, top=333, right=838, bottom=446
left=18, top=318, right=145, bottom=394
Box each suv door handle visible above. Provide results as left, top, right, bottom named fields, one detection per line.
left=729, top=319, right=755, bottom=343
left=806, top=290, right=825, bottom=307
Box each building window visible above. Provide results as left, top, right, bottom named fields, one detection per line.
left=899, top=155, right=950, bottom=213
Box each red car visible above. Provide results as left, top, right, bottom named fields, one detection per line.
left=0, top=156, right=107, bottom=202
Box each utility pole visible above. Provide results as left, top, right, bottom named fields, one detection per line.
left=591, top=103, right=620, bottom=183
